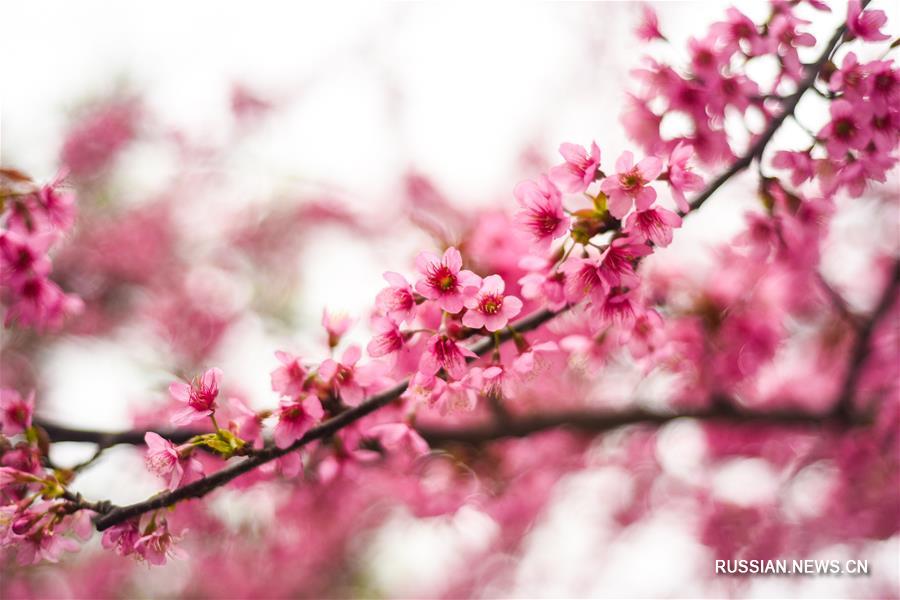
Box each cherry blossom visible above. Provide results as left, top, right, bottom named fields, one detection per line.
left=169, top=367, right=222, bottom=426
left=600, top=151, right=663, bottom=218
left=462, top=275, right=523, bottom=332
left=414, top=247, right=481, bottom=314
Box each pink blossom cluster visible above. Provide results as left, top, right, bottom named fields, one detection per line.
left=773, top=50, right=899, bottom=197
left=0, top=172, right=83, bottom=330
left=1, top=389, right=95, bottom=566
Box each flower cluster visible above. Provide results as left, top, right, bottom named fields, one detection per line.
left=0, top=171, right=82, bottom=330
left=774, top=50, right=898, bottom=198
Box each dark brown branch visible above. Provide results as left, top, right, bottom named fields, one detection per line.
left=418, top=405, right=863, bottom=446
left=834, top=258, right=900, bottom=419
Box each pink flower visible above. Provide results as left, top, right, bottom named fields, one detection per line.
left=665, top=143, right=704, bottom=212
left=37, top=183, right=77, bottom=231
left=600, top=237, right=652, bottom=288
left=600, top=151, right=663, bottom=218
left=847, top=0, right=889, bottom=41
left=595, top=289, right=642, bottom=327
left=414, top=247, right=481, bottom=314
left=518, top=256, right=567, bottom=311
left=432, top=369, right=483, bottom=413
left=143, top=432, right=181, bottom=489
left=772, top=151, right=815, bottom=186
left=375, top=271, right=417, bottom=324
left=134, top=519, right=185, bottom=566
left=419, top=334, right=477, bottom=380
left=144, top=432, right=201, bottom=491
left=366, top=317, right=405, bottom=364
left=271, top=351, right=308, bottom=398
left=169, top=367, right=222, bottom=426
left=624, top=207, right=682, bottom=247
left=818, top=99, right=872, bottom=159
left=871, top=109, right=900, bottom=152
left=513, top=176, right=570, bottom=250
left=319, top=345, right=374, bottom=406
left=0, top=230, right=54, bottom=285
left=322, top=309, right=353, bottom=349
left=711, top=8, right=767, bottom=56
left=274, top=395, right=324, bottom=449
left=462, top=275, right=523, bottom=332
left=635, top=5, right=665, bottom=42
left=227, top=397, right=263, bottom=447
left=512, top=341, right=558, bottom=375
left=101, top=520, right=141, bottom=558
left=688, top=36, right=728, bottom=78
left=562, top=256, right=610, bottom=306
left=867, top=59, right=900, bottom=114
left=621, top=95, right=664, bottom=155
left=829, top=53, right=872, bottom=100
left=549, top=141, right=601, bottom=193
left=366, top=423, right=429, bottom=458
left=3, top=275, right=83, bottom=331
left=0, top=389, right=34, bottom=435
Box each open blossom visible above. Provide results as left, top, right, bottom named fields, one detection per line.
left=367, top=317, right=405, bottom=364
left=462, top=275, right=523, bottom=332
left=274, top=395, right=324, bottom=449
left=867, top=59, right=899, bottom=114
left=518, top=256, right=567, bottom=311
left=37, top=183, right=77, bottom=231
left=513, top=176, right=570, bottom=250
left=101, top=520, right=141, bottom=558
left=711, top=7, right=768, bottom=56
left=665, top=143, right=704, bottom=212
left=562, top=256, right=610, bottom=305
left=595, top=289, right=642, bottom=327
left=0, top=230, right=54, bottom=285
left=319, top=345, right=376, bottom=406
left=512, top=341, right=559, bottom=375
left=600, top=151, right=663, bottom=218
left=0, top=389, right=34, bottom=435
left=818, top=99, right=873, bottom=158
left=846, top=0, right=889, bottom=41
left=144, top=432, right=202, bottom=491
left=624, top=207, right=682, bottom=247
left=772, top=150, right=815, bottom=186
left=3, top=275, right=83, bottom=331
left=549, top=141, right=601, bottom=193
left=271, top=351, right=308, bottom=397
left=322, top=309, right=353, bottom=349
left=635, top=5, right=665, bottom=42
left=414, top=246, right=481, bottom=314
left=133, top=519, right=185, bottom=566
left=366, top=423, right=429, bottom=458
left=419, top=334, right=477, bottom=380
left=829, top=53, right=872, bottom=100
left=375, top=271, right=417, bottom=324
left=169, top=367, right=222, bottom=426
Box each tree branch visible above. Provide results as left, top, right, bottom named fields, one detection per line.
left=417, top=404, right=863, bottom=446
left=834, top=258, right=900, bottom=419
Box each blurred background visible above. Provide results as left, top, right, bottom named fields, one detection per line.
left=2, top=1, right=899, bottom=598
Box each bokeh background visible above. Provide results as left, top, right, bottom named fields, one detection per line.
left=2, top=1, right=899, bottom=597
